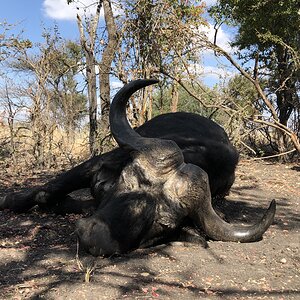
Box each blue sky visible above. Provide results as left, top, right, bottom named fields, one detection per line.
left=0, top=0, right=237, bottom=86
left=0, top=0, right=80, bottom=42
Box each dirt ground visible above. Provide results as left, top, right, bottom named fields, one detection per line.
left=0, top=160, right=299, bottom=300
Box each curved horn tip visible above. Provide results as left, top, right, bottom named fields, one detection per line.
left=268, top=199, right=276, bottom=219
left=270, top=199, right=276, bottom=210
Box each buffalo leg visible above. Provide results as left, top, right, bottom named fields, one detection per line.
left=0, top=154, right=105, bottom=212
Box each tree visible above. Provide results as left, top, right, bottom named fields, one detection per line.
left=46, top=40, right=87, bottom=137
left=8, top=29, right=87, bottom=167
left=0, top=79, right=28, bottom=167
left=209, top=0, right=300, bottom=154
left=0, top=21, right=32, bottom=64
left=115, top=0, right=206, bottom=123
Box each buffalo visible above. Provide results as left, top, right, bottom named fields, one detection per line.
left=0, top=79, right=276, bottom=256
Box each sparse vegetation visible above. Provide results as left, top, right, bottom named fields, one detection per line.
left=0, top=2, right=299, bottom=299
left=1, top=1, right=299, bottom=173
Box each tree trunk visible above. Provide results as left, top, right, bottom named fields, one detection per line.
left=274, top=46, right=295, bottom=156
left=77, top=2, right=101, bottom=156
left=99, top=0, right=118, bottom=152
left=171, top=81, right=179, bottom=112
left=5, top=86, right=17, bottom=167
left=86, top=50, right=98, bottom=156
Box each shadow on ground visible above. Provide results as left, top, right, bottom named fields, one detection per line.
left=0, top=160, right=299, bottom=299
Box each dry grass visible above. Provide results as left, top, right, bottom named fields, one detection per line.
left=0, top=123, right=90, bottom=172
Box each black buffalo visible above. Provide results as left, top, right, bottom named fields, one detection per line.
left=0, top=79, right=276, bottom=256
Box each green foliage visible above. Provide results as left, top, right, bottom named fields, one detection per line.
left=210, top=0, right=300, bottom=134
left=152, top=81, right=219, bottom=118
left=211, top=0, right=299, bottom=52
left=208, top=1, right=300, bottom=155
left=224, top=74, right=261, bottom=114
